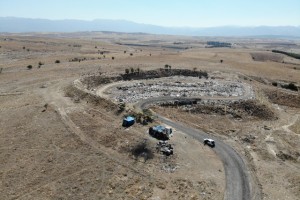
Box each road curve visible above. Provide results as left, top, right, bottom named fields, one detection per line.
left=136, top=97, right=252, bottom=200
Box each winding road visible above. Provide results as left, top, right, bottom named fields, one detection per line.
left=137, top=97, right=252, bottom=200
left=89, top=79, right=257, bottom=200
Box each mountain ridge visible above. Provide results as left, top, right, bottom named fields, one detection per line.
left=1, top=17, right=300, bottom=37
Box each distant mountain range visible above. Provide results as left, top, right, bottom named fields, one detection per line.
left=1, top=17, right=300, bottom=37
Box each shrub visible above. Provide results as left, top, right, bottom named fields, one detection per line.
left=130, top=67, right=134, bottom=73
left=27, top=65, right=32, bottom=70
left=112, top=56, right=115, bottom=60
left=125, top=68, right=129, bottom=74
left=130, top=53, right=133, bottom=56
left=55, top=60, right=60, bottom=64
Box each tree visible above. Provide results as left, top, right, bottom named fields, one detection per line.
left=130, top=53, right=133, bottom=56
left=112, top=56, right=115, bottom=60
left=164, top=64, right=169, bottom=71
left=130, top=67, right=134, bottom=73
left=27, top=65, right=32, bottom=70
left=124, top=50, right=127, bottom=54
left=220, top=59, right=223, bottom=63
left=55, top=60, right=60, bottom=64
left=136, top=67, right=140, bottom=74
left=193, top=67, right=197, bottom=72
left=125, top=68, right=129, bottom=74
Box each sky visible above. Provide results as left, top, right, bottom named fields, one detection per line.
left=0, top=0, right=299, bottom=27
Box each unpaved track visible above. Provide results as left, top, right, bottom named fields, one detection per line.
left=95, top=80, right=256, bottom=200
left=40, top=80, right=152, bottom=178
left=137, top=98, right=251, bottom=200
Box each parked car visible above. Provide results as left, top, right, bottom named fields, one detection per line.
left=203, top=138, right=215, bottom=148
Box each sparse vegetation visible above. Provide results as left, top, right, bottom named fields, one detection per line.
left=38, top=61, right=44, bottom=68
left=206, top=41, right=231, bottom=48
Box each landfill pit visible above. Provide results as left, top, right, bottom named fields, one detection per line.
left=105, top=76, right=253, bottom=103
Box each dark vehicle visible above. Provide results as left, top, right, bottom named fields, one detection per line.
left=204, top=138, right=215, bottom=148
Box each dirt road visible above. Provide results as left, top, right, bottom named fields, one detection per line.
left=94, top=80, right=256, bottom=200
left=138, top=99, right=252, bottom=200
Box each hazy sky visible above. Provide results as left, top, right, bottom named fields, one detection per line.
left=0, top=0, right=299, bottom=27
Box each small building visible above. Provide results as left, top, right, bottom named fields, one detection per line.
left=122, top=116, right=135, bottom=127
left=149, top=125, right=172, bottom=140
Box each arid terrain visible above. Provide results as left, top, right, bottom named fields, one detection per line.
left=0, top=32, right=299, bottom=200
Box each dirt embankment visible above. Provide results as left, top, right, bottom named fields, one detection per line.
left=81, top=68, right=208, bottom=89
left=263, top=89, right=300, bottom=108
left=160, top=99, right=277, bottom=121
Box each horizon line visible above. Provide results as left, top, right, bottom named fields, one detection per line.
left=1, top=16, right=299, bottom=29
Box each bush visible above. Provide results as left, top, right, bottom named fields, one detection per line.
left=130, top=67, right=134, bottom=73
left=27, top=65, right=33, bottom=70
left=55, top=60, right=60, bottom=64
left=38, top=61, right=44, bottom=66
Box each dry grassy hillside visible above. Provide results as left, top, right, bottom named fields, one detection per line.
left=0, top=33, right=299, bottom=200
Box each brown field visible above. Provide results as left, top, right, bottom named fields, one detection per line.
left=0, top=32, right=299, bottom=200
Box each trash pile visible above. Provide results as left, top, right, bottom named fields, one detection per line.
left=108, top=76, right=252, bottom=103
left=156, top=141, right=173, bottom=156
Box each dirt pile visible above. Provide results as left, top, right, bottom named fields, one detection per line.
left=184, top=100, right=277, bottom=120
left=263, top=89, right=300, bottom=108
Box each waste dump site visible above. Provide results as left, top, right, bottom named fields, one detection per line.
left=104, top=76, right=254, bottom=103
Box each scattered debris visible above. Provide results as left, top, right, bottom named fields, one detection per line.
left=109, top=77, right=252, bottom=103
left=156, top=141, right=173, bottom=156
